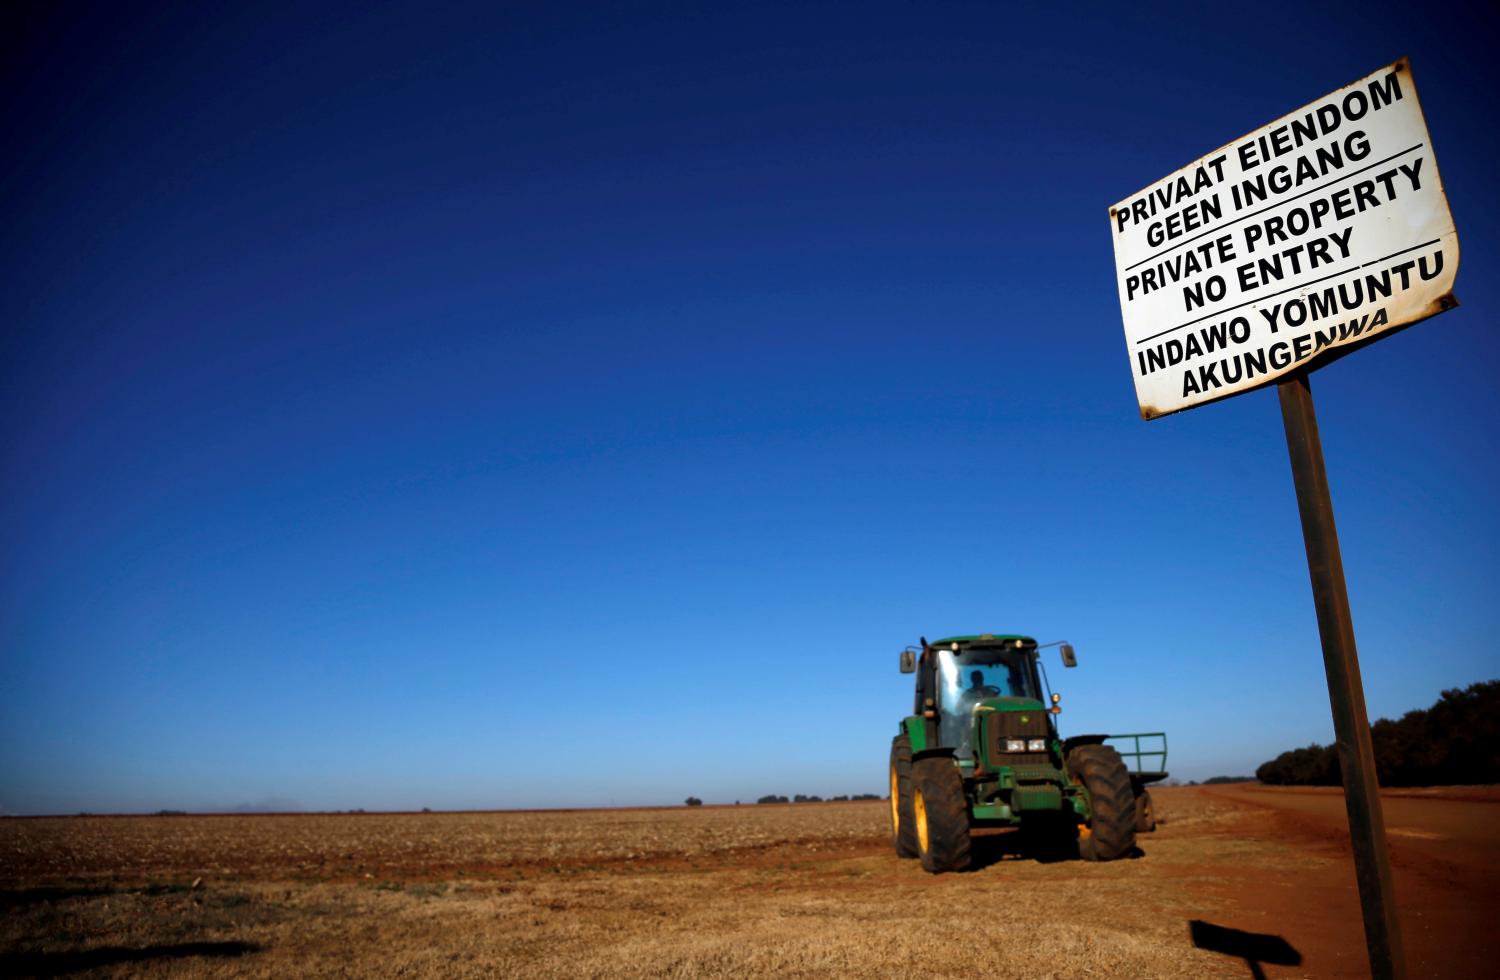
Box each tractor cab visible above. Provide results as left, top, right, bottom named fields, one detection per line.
left=917, top=636, right=1047, bottom=762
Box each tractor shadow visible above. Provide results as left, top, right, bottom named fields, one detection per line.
left=968, top=827, right=1146, bottom=870
left=0, top=941, right=263, bottom=977
left=1188, top=919, right=1301, bottom=980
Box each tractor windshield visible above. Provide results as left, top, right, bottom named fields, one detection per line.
left=935, top=646, right=1042, bottom=761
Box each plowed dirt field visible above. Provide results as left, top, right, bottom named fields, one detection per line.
left=3, top=785, right=1496, bottom=977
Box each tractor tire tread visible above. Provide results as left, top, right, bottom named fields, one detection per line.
left=889, top=736, right=919, bottom=858
left=1068, top=744, right=1137, bottom=861
left=912, top=756, right=972, bottom=873
left=1135, top=788, right=1157, bottom=833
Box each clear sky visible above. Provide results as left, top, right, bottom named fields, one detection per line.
left=3, top=2, right=1497, bottom=814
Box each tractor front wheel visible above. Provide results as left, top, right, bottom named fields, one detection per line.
left=889, top=736, right=919, bottom=858
left=911, top=756, right=971, bottom=873
left=1068, top=744, right=1137, bottom=861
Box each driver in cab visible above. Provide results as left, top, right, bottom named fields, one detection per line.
left=960, top=669, right=999, bottom=710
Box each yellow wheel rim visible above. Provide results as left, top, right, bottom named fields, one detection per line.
left=889, top=765, right=900, bottom=834
left=914, top=787, right=930, bottom=853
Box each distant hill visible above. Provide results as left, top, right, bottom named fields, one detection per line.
left=1257, top=680, right=1500, bottom=787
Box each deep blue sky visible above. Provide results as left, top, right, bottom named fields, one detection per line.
left=3, top=2, right=1497, bottom=813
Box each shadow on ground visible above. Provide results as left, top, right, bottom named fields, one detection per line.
left=968, top=825, right=1148, bottom=870
left=0, top=882, right=197, bottom=910
left=0, top=886, right=115, bottom=909
left=0, top=941, right=262, bottom=977
left=1189, top=919, right=1301, bottom=980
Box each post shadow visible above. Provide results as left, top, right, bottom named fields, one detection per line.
left=1190, top=919, right=1301, bottom=980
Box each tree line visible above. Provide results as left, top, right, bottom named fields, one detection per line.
left=756, top=794, right=882, bottom=804
left=683, top=794, right=882, bottom=806
left=1256, top=680, right=1499, bottom=786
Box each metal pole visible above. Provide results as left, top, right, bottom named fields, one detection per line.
left=1277, top=371, right=1406, bottom=980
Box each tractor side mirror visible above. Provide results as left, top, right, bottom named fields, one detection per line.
left=1060, top=643, right=1077, bottom=668
left=899, top=649, right=916, bottom=673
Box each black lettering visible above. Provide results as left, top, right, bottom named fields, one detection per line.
left=1259, top=304, right=1282, bottom=333
left=1243, top=346, right=1267, bottom=377
left=1241, top=176, right=1269, bottom=207
left=1399, top=158, right=1423, bottom=191
left=1368, top=71, right=1403, bottom=111
left=1221, top=356, right=1243, bottom=384
left=1202, top=319, right=1228, bottom=353
left=1145, top=346, right=1167, bottom=374
left=1343, top=89, right=1368, bottom=120
left=1331, top=187, right=1356, bottom=220
left=1238, top=140, right=1259, bottom=172
left=1344, top=130, right=1370, bottom=162
left=1284, top=299, right=1307, bottom=327
left=1313, top=140, right=1343, bottom=175
left=1308, top=288, right=1336, bottom=322
left=1256, top=254, right=1283, bottom=286
left=1315, top=103, right=1341, bottom=136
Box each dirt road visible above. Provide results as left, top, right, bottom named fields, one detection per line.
left=1194, top=783, right=1500, bottom=978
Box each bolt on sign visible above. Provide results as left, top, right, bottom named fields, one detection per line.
left=1109, top=59, right=1459, bottom=420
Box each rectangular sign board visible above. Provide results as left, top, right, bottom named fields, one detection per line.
left=1109, top=59, right=1459, bottom=420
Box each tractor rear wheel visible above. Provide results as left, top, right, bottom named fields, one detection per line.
left=911, top=756, right=971, bottom=873
left=1068, top=744, right=1137, bottom=861
left=889, top=736, right=919, bottom=858
left=1135, top=788, right=1157, bottom=833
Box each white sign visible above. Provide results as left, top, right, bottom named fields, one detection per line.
left=1109, top=59, right=1459, bottom=420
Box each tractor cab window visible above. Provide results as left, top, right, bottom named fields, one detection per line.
left=935, top=647, right=1041, bottom=761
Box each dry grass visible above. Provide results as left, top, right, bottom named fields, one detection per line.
left=1, top=796, right=1279, bottom=978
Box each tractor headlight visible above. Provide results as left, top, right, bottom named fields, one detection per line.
left=1027, top=739, right=1048, bottom=752
left=1005, top=739, right=1026, bottom=752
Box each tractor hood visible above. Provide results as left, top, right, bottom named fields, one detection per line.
left=973, top=696, right=1046, bottom=714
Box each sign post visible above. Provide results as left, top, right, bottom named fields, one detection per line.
left=1108, top=59, right=1462, bottom=980
left=1277, top=369, right=1404, bottom=978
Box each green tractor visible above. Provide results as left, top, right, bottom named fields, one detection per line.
left=889, top=633, right=1167, bottom=873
